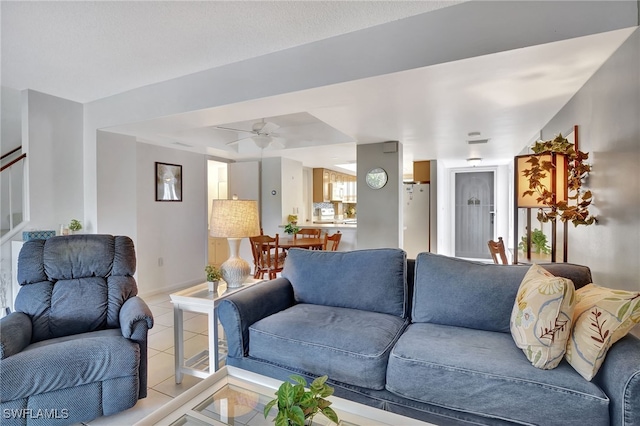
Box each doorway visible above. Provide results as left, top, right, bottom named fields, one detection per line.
left=207, top=160, right=229, bottom=268
left=454, top=171, right=495, bottom=259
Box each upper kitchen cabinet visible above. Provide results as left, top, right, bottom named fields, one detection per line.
left=313, top=168, right=356, bottom=203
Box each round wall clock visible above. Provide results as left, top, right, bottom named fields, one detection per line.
left=365, top=167, right=388, bottom=189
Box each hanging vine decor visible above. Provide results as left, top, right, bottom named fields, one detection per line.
left=522, top=134, right=597, bottom=227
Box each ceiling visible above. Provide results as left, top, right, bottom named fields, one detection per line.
left=2, top=1, right=636, bottom=174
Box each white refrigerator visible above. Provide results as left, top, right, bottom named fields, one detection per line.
left=403, top=183, right=431, bottom=259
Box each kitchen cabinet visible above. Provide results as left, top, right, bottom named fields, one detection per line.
left=313, top=168, right=356, bottom=203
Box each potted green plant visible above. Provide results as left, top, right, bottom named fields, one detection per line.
left=284, top=222, right=300, bottom=235
left=518, top=228, right=551, bottom=254
left=204, top=264, right=221, bottom=292
left=69, top=219, right=82, bottom=234
left=264, top=374, right=339, bottom=426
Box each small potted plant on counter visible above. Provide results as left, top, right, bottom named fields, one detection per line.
left=284, top=221, right=300, bottom=235
left=205, top=264, right=221, bottom=292
left=264, top=374, right=339, bottom=426
left=68, top=219, right=82, bottom=234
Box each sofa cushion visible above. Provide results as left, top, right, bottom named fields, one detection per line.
left=510, top=264, right=576, bottom=369
left=386, top=323, right=610, bottom=425
left=0, top=329, right=140, bottom=402
left=412, top=253, right=592, bottom=332
left=281, top=248, right=407, bottom=317
left=248, top=304, right=408, bottom=390
left=566, top=284, right=640, bottom=381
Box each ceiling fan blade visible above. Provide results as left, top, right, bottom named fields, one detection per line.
left=214, top=125, right=253, bottom=134
left=226, top=136, right=254, bottom=145
left=260, top=121, right=280, bottom=134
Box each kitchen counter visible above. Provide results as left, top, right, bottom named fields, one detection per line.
left=307, top=222, right=356, bottom=229
left=278, top=223, right=356, bottom=251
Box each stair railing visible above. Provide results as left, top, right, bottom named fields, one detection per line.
left=1, top=146, right=27, bottom=241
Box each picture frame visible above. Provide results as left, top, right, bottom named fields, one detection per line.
left=155, top=162, right=182, bottom=202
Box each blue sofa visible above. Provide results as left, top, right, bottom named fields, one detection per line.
left=218, top=248, right=640, bottom=425
left=0, top=235, right=153, bottom=425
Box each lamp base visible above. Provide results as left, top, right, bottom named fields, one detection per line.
left=221, top=256, right=250, bottom=288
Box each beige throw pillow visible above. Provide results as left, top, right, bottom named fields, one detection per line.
left=565, top=284, right=640, bottom=381
left=510, top=264, right=576, bottom=369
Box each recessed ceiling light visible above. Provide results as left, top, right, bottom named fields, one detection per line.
left=468, top=131, right=481, bottom=137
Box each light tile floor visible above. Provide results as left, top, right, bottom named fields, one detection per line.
left=86, top=289, right=214, bottom=425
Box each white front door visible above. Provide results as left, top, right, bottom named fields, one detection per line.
left=454, top=171, right=495, bottom=259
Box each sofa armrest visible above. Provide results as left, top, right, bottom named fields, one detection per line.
left=0, top=312, right=32, bottom=359
left=120, top=296, right=154, bottom=340
left=593, top=334, right=640, bottom=426
left=218, top=278, right=294, bottom=358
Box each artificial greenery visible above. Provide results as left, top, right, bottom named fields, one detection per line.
left=518, top=228, right=551, bottom=254
left=69, top=219, right=82, bottom=232
left=284, top=222, right=300, bottom=235
left=264, top=375, right=339, bottom=426
left=204, top=264, right=221, bottom=282
left=521, top=134, right=596, bottom=227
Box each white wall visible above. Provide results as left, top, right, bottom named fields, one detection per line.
left=96, top=131, right=137, bottom=240
left=280, top=157, right=304, bottom=229
left=24, top=90, right=84, bottom=233
left=134, top=142, right=207, bottom=296
left=540, top=29, right=640, bottom=291
left=1, top=86, right=22, bottom=152
left=260, top=157, right=304, bottom=236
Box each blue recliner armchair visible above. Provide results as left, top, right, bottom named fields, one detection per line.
left=0, top=234, right=153, bottom=425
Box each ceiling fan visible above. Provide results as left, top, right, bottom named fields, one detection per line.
left=214, top=118, right=285, bottom=149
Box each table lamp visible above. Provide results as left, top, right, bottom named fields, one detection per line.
left=209, top=197, right=261, bottom=288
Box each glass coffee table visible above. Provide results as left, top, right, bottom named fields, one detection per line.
left=135, top=366, right=433, bottom=426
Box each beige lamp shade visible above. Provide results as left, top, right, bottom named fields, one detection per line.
left=209, top=199, right=261, bottom=238
left=516, top=153, right=568, bottom=208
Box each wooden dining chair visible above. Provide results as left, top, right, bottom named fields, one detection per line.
left=249, top=234, right=286, bottom=279
left=295, top=228, right=322, bottom=239
left=487, top=237, right=509, bottom=265
left=323, top=231, right=342, bottom=251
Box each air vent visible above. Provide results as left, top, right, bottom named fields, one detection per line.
left=467, top=139, right=489, bottom=145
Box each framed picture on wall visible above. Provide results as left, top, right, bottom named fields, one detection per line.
left=155, top=162, right=182, bottom=202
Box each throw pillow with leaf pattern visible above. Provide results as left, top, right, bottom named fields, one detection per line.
left=565, top=284, right=640, bottom=381
left=510, top=264, right=576, bottom=369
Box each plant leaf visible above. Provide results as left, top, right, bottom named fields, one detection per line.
left=290, top=375, right=307, bottom=387
left=289, top=406, right=305, bottom=426
left=275, top=413, right=289, bottom=426
left=264, top=399, right=277, bottom=418
left=322, top=407, right=340, bottom=424
left=279, top=382, right=294, bottom=408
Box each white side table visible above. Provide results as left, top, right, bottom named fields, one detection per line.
left=170, top=278, right=263, bottom=384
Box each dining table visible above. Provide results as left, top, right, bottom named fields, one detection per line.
left=278, top=237, right=324, bottom=250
